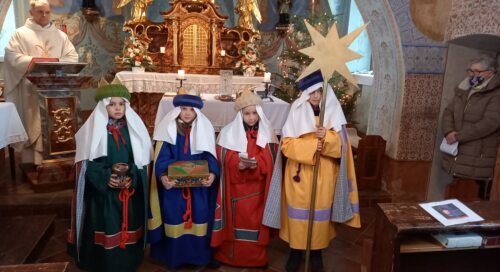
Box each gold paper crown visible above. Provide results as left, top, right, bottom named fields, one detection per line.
left=177, top=87, right=200, bottom=96
left=234, top=89, right=262, bottom=111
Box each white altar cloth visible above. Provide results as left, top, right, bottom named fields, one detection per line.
left=0, top=102, right=28, bottom=150
left=115, top=71, right=266, bottom=94
left=155, top=94, right=290, bottom=134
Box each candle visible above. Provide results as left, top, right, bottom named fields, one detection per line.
left=177, top=69, right=185, bottom=79
left=264, top=72, right=271, bottom=83
left=220, top=49, right=226, bottom=57
left=160, top=47, right=166, bottom=53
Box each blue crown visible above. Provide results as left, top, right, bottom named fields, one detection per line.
left=298, top=70, right=323, bottom=91
left=173, top=94, right=203, bottom=109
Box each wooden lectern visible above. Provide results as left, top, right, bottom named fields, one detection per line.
left=26, top=62, right=91, bottom=192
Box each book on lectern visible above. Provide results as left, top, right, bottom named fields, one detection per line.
left=27, top=57, right=59, bottom=73
left=419, top=199, right=484, bottom=226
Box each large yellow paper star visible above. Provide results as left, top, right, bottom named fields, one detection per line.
left=297, top=21, right=368, bottom=85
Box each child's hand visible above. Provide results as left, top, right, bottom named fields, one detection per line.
left=201, top=173, right=215, bottom=187
left=239, top=161, right=247, bottom=170
left=161, top=175, right=175, bottom=190
left=108, top=174, right=121, bottom=188
left=122, top=176, right=132, bottom=188
left=317, top=140, right=324, bottom=151
left=316, top=125, right=326, bottom=139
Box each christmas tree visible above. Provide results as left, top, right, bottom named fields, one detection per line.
left=275, top=12, right=359, bottom=122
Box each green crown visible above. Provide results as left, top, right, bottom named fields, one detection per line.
left=94, top=84, right=131, bottom=102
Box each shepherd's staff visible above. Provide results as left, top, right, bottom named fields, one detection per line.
left=297, top=20, right=368, bottom=272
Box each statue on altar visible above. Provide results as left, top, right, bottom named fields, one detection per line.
left=115, top=0, right=152, bottom=22
left=235, top=0, right=262, bottom=32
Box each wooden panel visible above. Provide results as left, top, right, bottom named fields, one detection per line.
left=489, top=146, right=500, bottom=200
left=0, top=262, right=68, bottom=272
left=130, top=92, right=164, bottom=135
left=0, top=215, right=55, bottom=265
left=445, top=177, right=482, bottom=202
left=356, top=135, right=386, bottom=190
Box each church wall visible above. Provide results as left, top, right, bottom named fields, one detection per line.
left=354, top=0, right=405, bottom=157
left=443, top=0, right=500, bottom=41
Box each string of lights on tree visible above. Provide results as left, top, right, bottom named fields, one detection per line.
left=275, top=12, right=360, bottom=122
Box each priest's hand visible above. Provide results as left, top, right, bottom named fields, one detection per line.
left=161, top=175, right=175, bottom=190
left=202, top=173, right=216, bottom=187
left=108, top=174, right=121, bottom=188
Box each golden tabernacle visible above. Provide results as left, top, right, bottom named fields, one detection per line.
left=119, top=0, right=261, bottom=74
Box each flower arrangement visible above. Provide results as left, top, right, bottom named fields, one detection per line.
left=235, top=43, right=266, bottom=76
left=116, top=35, right=153, bottom=68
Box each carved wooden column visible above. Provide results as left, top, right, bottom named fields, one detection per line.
left=210, top=20, right=217, bottom=67
left=173, top=19, right=179, bottom=66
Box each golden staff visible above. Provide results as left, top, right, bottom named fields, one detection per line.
left=304, top=76, right=329, bottom=271
left=297, top=20, right=367, bottom=271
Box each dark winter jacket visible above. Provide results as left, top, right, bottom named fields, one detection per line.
left=441, top=74, right=500, bottom=180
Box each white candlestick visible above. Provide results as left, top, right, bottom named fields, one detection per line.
left=264, top=72, right=271, bottom=83
left=160, top=47, right=166, bottom=53
left=178, top=69, right=185, bottom=79
left=220, top=49, right=226, bottom=57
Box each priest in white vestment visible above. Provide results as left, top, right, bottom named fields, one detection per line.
left=3, top=0, right=78, bottom=165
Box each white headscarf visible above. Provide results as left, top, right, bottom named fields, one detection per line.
left=217, top=105, right=278, bottom=153
left=74, top=97, right=152, bottom=168
left=153, top=107, right=217, bottom=158
left=282, top=82, right=346, bottom=138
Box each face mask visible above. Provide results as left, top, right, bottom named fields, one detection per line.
left=469, top=76, right=484, bottom=87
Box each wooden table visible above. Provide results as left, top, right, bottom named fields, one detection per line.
left=371, top=202, right=500, bottom=272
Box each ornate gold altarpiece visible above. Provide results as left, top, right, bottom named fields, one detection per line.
left=121, top=0, right=260, bottom=74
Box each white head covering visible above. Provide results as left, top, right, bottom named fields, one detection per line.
left=153, top=107, right=217, bottom=158
left=217, top=105, right=278, bottom=153
left=282, top=82, right=346, bottom=138
left=74, top=97, right=152, bottom=168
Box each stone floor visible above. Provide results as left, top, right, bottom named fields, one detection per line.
left=0, top=149, right=380, bottom=272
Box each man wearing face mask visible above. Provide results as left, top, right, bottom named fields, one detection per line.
left=441, top=54, right=500, bottom=200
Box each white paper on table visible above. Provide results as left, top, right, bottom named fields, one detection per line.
left=419, top=199, right=484, bottom=226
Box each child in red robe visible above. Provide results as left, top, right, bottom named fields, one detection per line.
left=211, top=89, right=279, bottom=267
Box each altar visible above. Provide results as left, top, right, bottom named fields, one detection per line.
left=155, top=94, right=290, bottom=134
left=115, top=71, right=266, bottom=94
left=114, top=71, right=269, bottom=133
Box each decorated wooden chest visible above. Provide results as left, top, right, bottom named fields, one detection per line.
left=167, top=160, right=210, bottom=187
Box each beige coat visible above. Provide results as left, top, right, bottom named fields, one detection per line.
left=441, top=74, right=500, bottom=180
